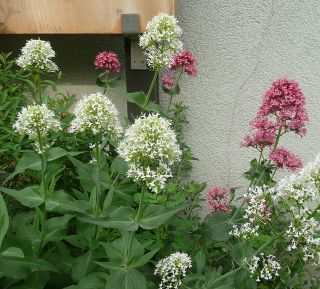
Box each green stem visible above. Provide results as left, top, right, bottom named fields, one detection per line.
left=166, top=94, right=173, bottom=116
left=34, top=72, right=42, bottom=104
left=103, top=73, right=109, bottom=94
left=136, top=186, right=146, bottom=222
left=272, top=126, right=282, bottom=152
left=37, top=132, right=48, bottom=256
left=95, top=139, right=101, bottom=216
left=143, top=69, right=160, bottom=108
left=207, top=267, right=241, bottom=287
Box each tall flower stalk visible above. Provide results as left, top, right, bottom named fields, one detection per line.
left=69, top=92, right=122, bottom=215
left=13, top=104, right=61, bottom=254
left=16, top=39, right=59, bottom=104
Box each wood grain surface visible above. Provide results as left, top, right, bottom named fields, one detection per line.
left=0, top=0, right=176, bottom=34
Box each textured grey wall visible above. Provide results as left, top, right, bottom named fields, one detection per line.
left=169, top=0, right=320, bottom=189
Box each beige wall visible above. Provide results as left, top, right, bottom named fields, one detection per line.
left=168, top=0, right=320, bottom=189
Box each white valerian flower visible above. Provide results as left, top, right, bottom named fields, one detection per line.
left=16, top=39, right=58, bottom=72
left=13, top=104, right=61, bottom=153
left=230, top=186, right=270, bottom=240
left=154, top=252, right=192, bottom=289
left=139, top=13, right=183, bottom=69
left=246, top=253, right=281, bottom=282
left=286, top=216, right=320, bottom=265
left=117, top=113, right=181, bottom=193
left=69, top=92, right=122, bottom=140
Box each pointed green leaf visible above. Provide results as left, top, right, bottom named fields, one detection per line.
left=0, top=195, right=9, bottom=248
left=139, top=204, right=187, bottom=230
left=0, top=186, right=43, bottom=208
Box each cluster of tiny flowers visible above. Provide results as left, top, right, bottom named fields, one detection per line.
left=16, top=39, right=58, bottom=72
left=230, top=186, right=270, bottom=240
left=69, top=92, right=122, bottom=139
left=170, top=50, right=197, bottom=76
left=161, top=70, right=176, bottom=91
left=13, top=104, right=61, bottom=153
left=94, top=51, right=121, bottom=73
left=269, top=147, right=303, bottom=172
left=269, top=154, right=320, bottom=264
left=286, top=217, right=320, bottom=264
left=154, top=252, right=192, bottom=289
left=241, top=118, right=276, bottom=148
left=242, top=79, right=307, bottom=170
left=272, top=154, right=320, bottom=206
left=246, top=253, right=281, bottom=282
left=161, top=50, right=197, bottom=92
left=117, top=114, right=181, bottom=193
left=139, top=13, right=183, bottom=69
left=206, top=186, right=230, bottom=213
left=259, top=79, right=308, bottom=136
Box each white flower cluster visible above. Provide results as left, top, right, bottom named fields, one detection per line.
left=69, top=92, right=122, bottom=140
left=230, top=186, right=271, bottom=240
left=117, top=114, right=181, bottom=193
left=13, top=104, right=61, bottom=153
left=16, top=39, right=58, bottom=72
left=270, top=154, right=320, bottom=265
left=139, top=13, right=183, bottom=69
left=246, top=253, right=281, bottom=282
left=154, top=252, right=192, bottom=289
left=286, top=217, right=320, bottom=264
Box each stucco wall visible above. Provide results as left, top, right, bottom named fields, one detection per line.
left=170, top=0, right=320, bottom=189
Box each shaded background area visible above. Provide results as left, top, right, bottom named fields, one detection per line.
left=0, top=35, right=128, bottom=117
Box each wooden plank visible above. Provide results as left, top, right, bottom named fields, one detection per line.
left=0, top=0, right=176, bottom=34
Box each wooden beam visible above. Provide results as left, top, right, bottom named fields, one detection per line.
left=0, top=0, right=176, bottom=34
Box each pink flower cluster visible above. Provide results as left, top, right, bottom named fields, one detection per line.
left=242, top=78, right=307, bottom=172
left=161, top=50, right=197, bottom=92
left=206, top=186, right=230, bottom=213
left=259, top=79, right=308, bottom=136
left=170, top=50, right=197, bottom=76
left=161, top=71, right=176, bottom=91
left=94, top=51, right=121, bottom=73
left=242, top=118, right=276, bottom=148
left=269, top=147, right=303, bottom=172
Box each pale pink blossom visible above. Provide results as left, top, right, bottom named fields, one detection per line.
left=206, top=186, right=230, bottom=213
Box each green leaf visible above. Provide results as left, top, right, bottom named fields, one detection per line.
left=72, top=251, right=94, bottom=282
left=106, top=269, right=147, bottom=289
left=0, top=186, right=43, bottom=208
left=139, top=204, right=187, bottom=230
left=195, top=251, right=205, bottom=274
left=129, top=247, right=160, bottom=268
left=234, top=269, right=257, bottom=289
left=123, top=91, right=146, bottom=108
left=5, top=152, right=41, bottom=182
left=46, top=190, right=89, bottom=213
left=202, top=212, right=234, bottom=241
left=79, top=206, right=138, bottom=231
left=111, top=156, right=128, bottom=175
left=64, top=272, right=108, bottom=289
left=0, top=195, right=9, bottom=248
left=44, top=214, right=74, bottom=242
left=229, top=242, right=254, bottom=266
left=0, top=247, right=24, bottom=258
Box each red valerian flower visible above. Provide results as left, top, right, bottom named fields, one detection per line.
left=94, top=51, right=121, bottom=73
